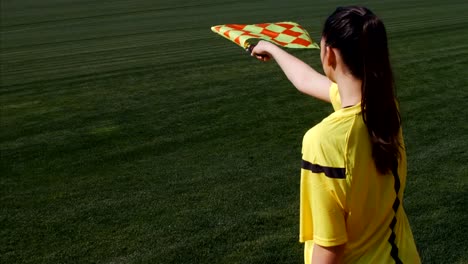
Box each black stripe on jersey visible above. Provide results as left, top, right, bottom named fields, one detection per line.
left=388, top=216, right=402, bottom=264
left=301, top=160, right=346, bottom=179
left=388, top=163, right=403, bottom=264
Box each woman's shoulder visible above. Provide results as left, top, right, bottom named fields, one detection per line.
left=302, top=121, right=348, bottom=160
left=303, top=113, right=365, bottom=159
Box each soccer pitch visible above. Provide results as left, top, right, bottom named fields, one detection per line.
left=1, top=0, right=467, bottom=263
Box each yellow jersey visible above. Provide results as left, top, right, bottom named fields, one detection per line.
left=300, top=83, right=420, bottom=263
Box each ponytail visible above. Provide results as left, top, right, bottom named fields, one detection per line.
left=323, top=6, right=401, bottom=174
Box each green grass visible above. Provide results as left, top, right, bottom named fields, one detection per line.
left=1, top=0, right=467, bottom=263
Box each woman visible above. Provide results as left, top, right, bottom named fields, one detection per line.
left=251, top=6, right=420, bottom=263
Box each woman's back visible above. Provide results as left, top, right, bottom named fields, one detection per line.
left=300, top=84, right=420, bottom=263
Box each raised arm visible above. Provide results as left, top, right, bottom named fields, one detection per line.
left=251, top=40, right=332, bottom=102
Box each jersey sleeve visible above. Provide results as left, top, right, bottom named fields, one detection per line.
left=329, top=82, right=341, bottom=111
left=300, top=125, right=348, bottom=246
left=301, top=168, right=348, bottom=247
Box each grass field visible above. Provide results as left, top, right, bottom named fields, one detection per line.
left=1, top=0, right=467, bottom=263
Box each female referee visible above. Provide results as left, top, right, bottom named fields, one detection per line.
left=251, top=6, right=420, bottom=264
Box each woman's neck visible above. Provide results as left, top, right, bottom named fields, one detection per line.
left=335, top=73, right=362, bottom=108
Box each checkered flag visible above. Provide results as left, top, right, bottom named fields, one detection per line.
left=211, top=22, right=319, bottom=53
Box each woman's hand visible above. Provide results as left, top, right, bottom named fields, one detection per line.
left=250, top=40, right=277, bottom=61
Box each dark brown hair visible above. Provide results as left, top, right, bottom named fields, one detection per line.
left=322, top=6, right=401, bottom=174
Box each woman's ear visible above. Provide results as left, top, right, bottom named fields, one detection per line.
left=326, top=46, right=337, bottom=70
left=322, top=45, right=337, bottom=82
